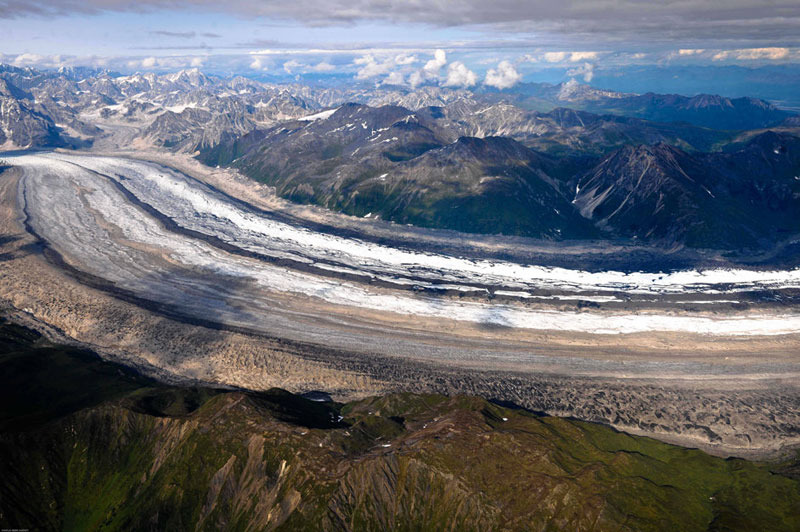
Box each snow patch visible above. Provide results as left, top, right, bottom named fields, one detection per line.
left=297, top=108, right=338, bottom=121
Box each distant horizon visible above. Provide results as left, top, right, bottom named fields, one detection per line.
left=4, top=59, right=800, bottom=110
left=3, top=1, right=800, bottom=99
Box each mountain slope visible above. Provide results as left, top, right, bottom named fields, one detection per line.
left=0, top=79, right=63, bottom=149
left=201, top=103, right=599, bottom=238
left=418, top=101, right=733, bottom=155
left=573, top=132, right=800, bottom=248
left=591, top=92, right=792, bottom=130
left=371, top=135, right=597, bottom=237
left=1, top=320, right=799, bottom=531
left=202, top=101, right=799, bottom=249
left=573, top=143, right=726, bottom=245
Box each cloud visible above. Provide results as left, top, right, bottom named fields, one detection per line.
left=484, top=60, right=521, bottom=89
left=311, top=61, right=335, bottom=72
left=678, top=49, right=705, bottom=56
left=543, top=51, right=568, bottom=63
left=150, top=30, right=196, bottom=38
left=566, top=62, right=595, bottom=82
left=405, top=49, right=448, bottom=87
left=249, top=55, right=269, bottom=70
left=354, top=54, right=395, bottom=79
left=12, top=52, right=48, bottom=66
left=423, top=49, right=447, bottom=75
left=383, top=71, right=404, bottom=85
left=541, top=51, right=600, bottom=63
left=4, top=52, right=115, bottom=69
left=123, top=55, right=210, bottom=70
left=148, top=30, right=220, bottom=40
left=2, top=1, right=800, bottom=52
left=444, top=61, right=477, bottom=87
left=352, top=52, right=423, bottom=81
left=712, top=47, right=790, bottom=61
left=283, top=59, right=302, bottom=73
left=568, top=51, right=599, bottom=62
left=394, top=53, right=417, bottom=65
left=408, top=70, right=424, bottom=88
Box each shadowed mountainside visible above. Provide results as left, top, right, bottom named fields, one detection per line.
left=200, top=103, right=800, bottom=250
left=1, top=319, right=799, bottom=531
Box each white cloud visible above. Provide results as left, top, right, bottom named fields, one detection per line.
left=423, top=49, right=447, bottom=75
left=712, top=47, right=790, bottom=61
left=543, top=51, right=568, bottom=63
left=311, top=61, right=335, bottom=72
left=394, top=53, right=417, bottom=65
left=131, top=56, right=208, bottom=70
left=354, top=53, right=418, bottom=80
left=569, top=51, right=599, bottom=62
left=444, top=61, right=477, bottom=87
left=532, top=50, right=602, bottom=64
left=407, top=49, right=449, bottom=87
left=384, top=71, right=405, bottom=85
left=4, top=52, right=109, bottom=70
left=249, top=55, right=268, bottom=70
left=484, top=60, right=521, bottom=89
left=408, top=70, right=424, bottom=88
left=283, top=59, right=303, bottom=73
left=12, top=53, right=47, bottom=66
left=281, top=59, right=336, bottom=73
left=567, top=62, right=595, bottom=82
left=678, top=49, right=705, bottom=56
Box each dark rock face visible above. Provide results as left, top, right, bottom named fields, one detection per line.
left=0, top=95, right=63, bottom=148
left=574, top=132, right=800, bottom=248
left=574, top=143, right=714, bottom=243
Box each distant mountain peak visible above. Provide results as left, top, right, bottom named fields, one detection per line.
left=556, top=80, right=632, bottom=102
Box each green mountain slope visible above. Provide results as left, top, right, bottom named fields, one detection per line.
left=1, top=320, right=798, bottom=531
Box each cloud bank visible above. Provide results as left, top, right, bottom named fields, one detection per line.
left=4, top=0, right=799, bottom=50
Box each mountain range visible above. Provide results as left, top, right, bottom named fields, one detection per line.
left=0, top=64, right=793, bottom=152
left=201, top=102, right=800, bottom=250
left=1, top=64, right=799, bottom=252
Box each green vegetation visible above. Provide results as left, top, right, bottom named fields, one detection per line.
left=1, top=320, right=798, bottom=531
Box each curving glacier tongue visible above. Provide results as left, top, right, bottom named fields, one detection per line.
left=9, top=151, right=800, bottom=340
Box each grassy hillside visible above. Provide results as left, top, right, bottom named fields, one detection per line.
left=1, top=319, right=798, bottom=531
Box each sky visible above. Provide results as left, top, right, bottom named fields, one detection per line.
left=1, top=0, right=800, bottom=95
